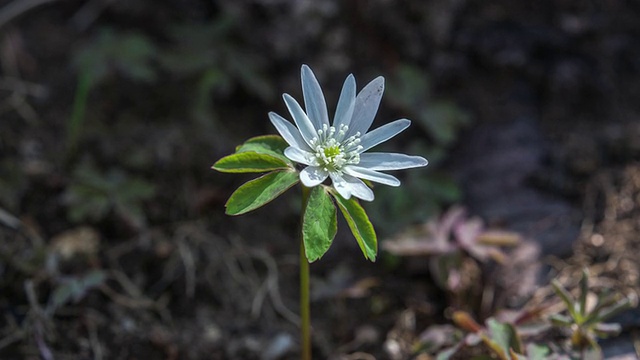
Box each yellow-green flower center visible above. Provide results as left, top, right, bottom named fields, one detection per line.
left=323, top=145, right=341, bottom=159
left=307, top=124, right=363, bottom=173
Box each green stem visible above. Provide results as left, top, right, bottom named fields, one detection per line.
left=300, top=185, right=311, bottom=360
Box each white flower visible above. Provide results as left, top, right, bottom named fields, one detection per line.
left=269, top=65, right=428, bottom=201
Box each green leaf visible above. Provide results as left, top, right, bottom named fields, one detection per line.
left=508, top=349, right=527, bottom=360
left=551, top=279, right=579, bottom=321
left=479, top=334, right=508, bottom=360
left=587, top=296, right=633, bottom=326
left=419, top=102, right=471, bottom=146
left=302, top=186, right=337, bottom=262
left=436, top=343, right=462, bottom=360
left=593, top=322, right=622, bottom=337
left=213, top=152, right=290, bottom=173
left=548, top=314, right=573, bottom=327
left=48, top=270, right=106, bottom=312
left=525, top=344, right=550, bottom=360
left=225, top=170, right=299, bottom=215
left=579, top=268, right=589, bottom=316
left=235, top=135, right=291, bottom=165
left=486, top=318, right=522, bottom=356
left=331, top=192, right=377, bottom=261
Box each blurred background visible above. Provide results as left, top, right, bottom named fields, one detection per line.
left=1, top=0, right=639, bottom=359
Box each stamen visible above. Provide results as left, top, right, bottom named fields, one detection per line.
left=310, top=123, right=362, bottom=172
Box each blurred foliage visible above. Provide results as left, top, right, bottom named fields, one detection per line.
left=74, top=29, right=158, bottom=86
left=386, top=211, right=635, bottom=359
left=434, top=311, right=551, bottom=360
left=68, top=29, right=158, bottom=155
left=368, top=65, right=470, bottom=235
left=387, top=65, right=470, bottom=147
left=369, top=170, right=461, bottom=235
left=550, top=269, right=636, bottom=358
left=416, top=279, right=634, bottom=360
left=0, top=159, right=25, bottom=211
left=64, top=162, right=155, bottom=228
left=161, top=17, right=273, bottom=98
left=66, top=13, right=274, bottom=157
left=384, top=206, right=520, bottom=313
left=62, top=13, right=276, bottom=223
left=47, top=270, right=106, bottom=315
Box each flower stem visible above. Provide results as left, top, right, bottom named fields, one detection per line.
left=300, top=185, right=311, bottom=360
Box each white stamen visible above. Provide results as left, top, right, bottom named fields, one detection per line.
left=307, top=123, right=362, bottom=173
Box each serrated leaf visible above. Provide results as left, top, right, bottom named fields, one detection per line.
left=213, top=152, right=290, bottom=173
left=331, top=192, right=377, bottom=261
left=302, top=186, right=337, bottom=262
left=225, top=170, right=299, bottom=215
left=235, top=135, right=291, bottom=165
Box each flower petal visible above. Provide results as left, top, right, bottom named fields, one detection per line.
left=284, top=147, right=318, bottom=166
left=300, top=166, right=329, bottom=187
left=347, top=76, right=384, bottom=137
left=333, top=74, right=356, bottom=130
left=359, top=119, right=411, bottom=152
left=301, top=65, right=330, bottom=129
left=269, top=112, right=312, bottom=152
left=329, top=172, right=351, bottom=199
left=344, top=166, right=401, bottom=187
left=330, top=172, right=374, bottom=201
left=283, top=93, right=317, bottom=146
left=357, top=152, right=428, bottom=170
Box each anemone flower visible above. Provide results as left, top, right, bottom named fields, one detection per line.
left=269, top=65, right=428, bottom=201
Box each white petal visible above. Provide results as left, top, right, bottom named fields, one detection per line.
left=347, top=76, right=384, bottom=137
left=300, top=166, right=329, bottom=187
left=284, top=147, right=318, bottom=166
left=333, top=74, right=356, bottom=130
left=301, top=65, right=329, bottom=129
left=330, top=173, right=375, bottom=201
left=358, top=153, right=428, bottom=170
left=329, top=172, right=351, bottom=199
left=344, top=166, right=401, bottom=187
left=283, top=93, right=317, bottom=146
left=269, top=112, right=312, bottom=152
left=359, top=119, right=411, bottom=153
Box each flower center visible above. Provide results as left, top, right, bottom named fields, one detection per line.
left=308, top=124, right=363, bottom=173
left=323, top=145, right=341, bottom=159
